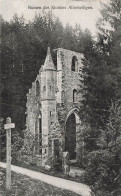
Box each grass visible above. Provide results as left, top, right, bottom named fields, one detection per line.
left=14, top=160, right=84, bottom=184
left=0, top=168, right=81, bottom=196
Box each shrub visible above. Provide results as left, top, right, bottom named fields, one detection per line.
left=84, top=147, right=121, bottom=195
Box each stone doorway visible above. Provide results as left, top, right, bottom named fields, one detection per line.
left=65, top=113, right=76, bottom=160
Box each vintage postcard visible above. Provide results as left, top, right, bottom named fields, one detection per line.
left=1, top=0, right=121, bottom=195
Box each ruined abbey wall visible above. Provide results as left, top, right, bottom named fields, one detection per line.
left=25, top=48, right=84, bottom=161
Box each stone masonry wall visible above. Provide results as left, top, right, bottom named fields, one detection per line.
left=56, top=48, right=84, bottom=161
left=26, top=69, right=42, bottom=134
left=57, top=48, right=84, bottom=120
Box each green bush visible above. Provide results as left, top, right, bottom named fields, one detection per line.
left=84, top=149, right=121, bottom=195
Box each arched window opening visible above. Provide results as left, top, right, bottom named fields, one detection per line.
left=50, top=85, right=52, bottom=91
left=71, top=56, right=78, bottom=71
left=36, top=80, right=40, bottom=97
left=73, top=89, right=77, bottom=103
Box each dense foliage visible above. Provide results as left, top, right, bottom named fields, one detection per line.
left=84, top=102, right=121, bottom=195
left=81, top=0, right=121, bottom=127
left=81, top=1, right=121, bottom=195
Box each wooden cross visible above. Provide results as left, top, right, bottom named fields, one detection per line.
left=4, top=117, right=15, bottom=191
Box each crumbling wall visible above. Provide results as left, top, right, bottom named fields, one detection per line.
left=56, top=48, right=84, bottom=162
left=57, top=48, right=84, bottom=122
left=25, top=48, right=84, bottom=163
left=26, top=70, right=42, bottom=134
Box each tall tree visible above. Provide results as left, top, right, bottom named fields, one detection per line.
left=81, top=1, right=121, bottom=194
left=81, top=0, right=121, bottom=131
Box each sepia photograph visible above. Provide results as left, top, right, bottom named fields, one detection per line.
left=0, top=0, right=121, bottom=195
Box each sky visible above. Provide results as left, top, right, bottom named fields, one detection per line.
left=0, top=0, right=109, bottom=36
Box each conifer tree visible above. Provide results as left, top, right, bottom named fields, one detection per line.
left=81, top=1, right=121, bottom=194
left=81, top=0, right=121, bottom=130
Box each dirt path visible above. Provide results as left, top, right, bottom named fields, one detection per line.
left=0, top=162, right=91, bottom=196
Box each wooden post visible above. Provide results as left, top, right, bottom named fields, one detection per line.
left=4, top=117, right=15, bottom=191
left=6, top=128, right=11, bottom=190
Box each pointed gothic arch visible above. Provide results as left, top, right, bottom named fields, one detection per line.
left=65, top=108, right=80, bottom=160
left=71, top=56, right=78, bottom=71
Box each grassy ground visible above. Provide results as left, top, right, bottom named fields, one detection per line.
left=0, top=168, right=81, bottom=196
left=14, top=160, right=84, bottom=184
